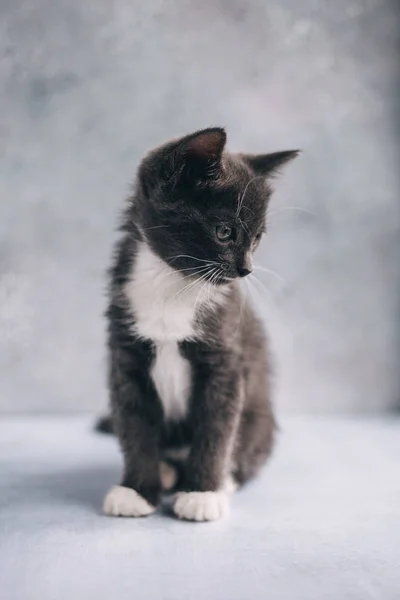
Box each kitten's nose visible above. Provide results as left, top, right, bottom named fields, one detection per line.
left=237, top=252, right=253, bottom=278
left=237, top=265, right=252, bottom=278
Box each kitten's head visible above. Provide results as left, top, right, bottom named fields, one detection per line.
left=134, top=128, right=299, bottom=284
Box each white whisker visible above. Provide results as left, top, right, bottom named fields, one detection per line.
left=253, top=265, right=287, bottom=288
left=209, top=268, right=221, bottom=294
left=168, top=254, right=220, bottom=265
left=249, top=274, right=273, bottom=298
left=234, top=280, right=246, bottom=336
left=163, top=266, right=213, bottom=292
left=171, top=268, right=214, bottom=303
left=197, top=267, right=218, bottom=310
left=159, top=264, right=212, bottom=283
left=268, top=206, right=316, bottom=218
left=247, top=275, right=284, bottom=324
left=247, top=275, right=272, bottom=309
left=238, top=217, right=251, bottom=239
left=140, top=224, right=170, bottom=231
left=236, top=175, right=265, bottom=218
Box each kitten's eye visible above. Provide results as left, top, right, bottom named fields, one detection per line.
left=254, top=232, right=263, bottom=243
left=216, top=225, right=233, bottom=242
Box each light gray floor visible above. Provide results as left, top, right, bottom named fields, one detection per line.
left=1, top=416, right=399, bottom=600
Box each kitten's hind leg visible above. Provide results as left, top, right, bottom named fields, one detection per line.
left=233, top=406, right=276, bottom=486
left=95, top=414, right=114, bottom=434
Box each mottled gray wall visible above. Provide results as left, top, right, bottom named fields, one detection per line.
left=1, top=0, right=399, bottom=413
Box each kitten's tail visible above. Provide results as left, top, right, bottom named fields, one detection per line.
left=94, top=414, right=114, bottom=435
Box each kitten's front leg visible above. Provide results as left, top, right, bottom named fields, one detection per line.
left=174, top=356, right=242, bottom=522
left=103, top=346, right=163, bottom=517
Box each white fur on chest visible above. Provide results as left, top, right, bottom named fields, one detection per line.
left=125, top=241, right=202, bottom=342
left=124, top=241, right=226, bottom=420
left=151, top=341, right=191, bottom=421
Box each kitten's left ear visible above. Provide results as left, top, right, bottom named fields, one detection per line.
left=243, top=150, right=300, bottom=177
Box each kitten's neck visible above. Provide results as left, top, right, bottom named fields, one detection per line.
left=124, top=241, right=228, bottom=342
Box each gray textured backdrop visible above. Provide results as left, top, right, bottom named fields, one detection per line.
left=1, top=0, right=399, bottom=413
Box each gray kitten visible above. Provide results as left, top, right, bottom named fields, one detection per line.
left=101, top=128, right=298, bottom=521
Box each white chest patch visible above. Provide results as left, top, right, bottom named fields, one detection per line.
left=125, top=241, right=203, bottom=342
left=151, top=341, right=191, bottom=421
left=124, top=241, right=227, bottom=421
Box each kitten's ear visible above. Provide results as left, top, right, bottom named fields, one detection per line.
left=166, top=127, right=227, bottom=183
left=139, top=128, right=227, bottom=198
left=174, top=128, right=227, bottom=181
left=182, top=127, right=227, bottom=164
left=243, top=150, right=300, bottom=177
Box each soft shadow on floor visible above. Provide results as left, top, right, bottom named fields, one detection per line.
left=4, top=465, right=120, bottom=513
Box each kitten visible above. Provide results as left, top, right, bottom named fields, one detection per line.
left=102, top=128, right=298, bottom=521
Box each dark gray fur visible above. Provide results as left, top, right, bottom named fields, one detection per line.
left=102, top=128, right=298, bottom=507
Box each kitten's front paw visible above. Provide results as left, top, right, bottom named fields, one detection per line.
left=173, top=491, right=229, bottom=522
left=103, top=485, right=156, bottom=517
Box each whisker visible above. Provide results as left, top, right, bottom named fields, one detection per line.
left=209, top=268, right=226, bottom=307
left=209, top=268, right=221, bottom=291
left=200, top=267, right=219, bottom=308
left=160, top=263, right=213, bottom=280
left=249, top=274, right=273, bottom=298
left=200, top=266, right=223, bottom=308
left=168, top=254, right=220, bottom=265
left=253, top=265, right=287, bottom=288
left=246, top=276, right=294, bottom=346
left=236, top=175, right=265, bottom=218
left=194, top=281, right=208, bottom=312
left=240, top=205, right=254, bottom=216
left=140, top=224, right=170, bottom=231
left=171, top=268, right=214, bottom=302
left=178, top=264, right=215, bottom=273
left=155, top=264, right=212, bottom=289
left=207, top=274, right=214, bottom=305
left=168, top=266, right=212, bottom=287
left=268, top=206, right=316, bottom=219
left=234, top=280, right=246, bottom=336
left=247, top=275, right=286, bottom=325
left=247, top=275, right=273, bottom=306
left=242, top=277, right=258, bottom=310
left=249, top=279, right=277, bottom=323
left=170, top=278, right=202, bottom=303
left=238, top=217, right=251, bottom=239
left=218, top=269, right=229, bottom=285
left=191, top=269, right=218, bottom=299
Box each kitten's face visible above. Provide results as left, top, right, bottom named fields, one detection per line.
left=136, top=128, right=298, bottom=285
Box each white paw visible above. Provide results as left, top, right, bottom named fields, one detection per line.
left=103, top=485, right=156, bottom=517
left=173, top=491, right=229, bottom=522
left=159, top=461, right=178, bottom=491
